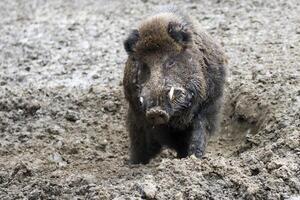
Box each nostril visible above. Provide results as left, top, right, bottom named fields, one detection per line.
left=158, top=113, right=166, bottom=119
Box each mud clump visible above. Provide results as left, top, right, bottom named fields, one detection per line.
left=0, top=0, right=299, bottom=199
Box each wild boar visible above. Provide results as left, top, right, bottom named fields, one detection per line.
left=123, top=6, right=227, bottom=164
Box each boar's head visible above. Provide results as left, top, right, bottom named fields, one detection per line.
left=124, top=14, right=207, bottom=128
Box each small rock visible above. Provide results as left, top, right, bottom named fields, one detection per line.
left=16, top=75, right=26, bottom=82
left=46, top=125, right=65, bottom=135
left=27, top=100, right=41, bottom=115
left=92, top=74, right=100, bottom=79
left=65, top=110, right=80, bottom=122
left=67, top=147, right=79, bottom=154
left=0, top=81, right=7, bottom=86
left=142, top=182, right=157, bottom=199
left=103, top=100, right=117, bottom=112
left=67, top=174, right=97, bottom=188
left=189, top=5, right=197, bottom=9
left=96, top=139, right=108, bottom=151
left=137, top=176, right=157, bottom=199
left=175, top=192, right=184, bottom=200
left=190, top=154, right=197, bottom=160
left=49, top=152, right=67, bottom=167
left=55, top=140, right=64, bottom=148
left=28, top=188, right=44, bottom=200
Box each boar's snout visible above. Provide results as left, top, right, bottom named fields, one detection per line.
left=146, top=107, right=169, bottom=125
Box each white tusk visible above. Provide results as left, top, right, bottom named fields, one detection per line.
left=139, top=96, right=144, bottom=104
left=169, top=87, right=174, bottom=100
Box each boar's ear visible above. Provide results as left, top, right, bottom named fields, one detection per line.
left=168, top=22, right=192, bottom=45
left=124, top=29, right=139, bottom=54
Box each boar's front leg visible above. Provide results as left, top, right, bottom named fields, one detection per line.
left=188, top=119, right=208, bottom=158
left=128, top=114, right=149, bottom=164
left=127, top=109, right=161, bottom=164
left=129, top=129, right=161, bottom=164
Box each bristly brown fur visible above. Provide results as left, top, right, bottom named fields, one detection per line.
left=123, top=5, right=227, bottom=164
left=136, top=14, right=182, bottom=54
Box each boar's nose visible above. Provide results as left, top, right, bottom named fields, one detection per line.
left=146, top=107, right=170, bottom=125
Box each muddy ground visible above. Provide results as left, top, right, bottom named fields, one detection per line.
left=0, top=0, right=299, bottom=199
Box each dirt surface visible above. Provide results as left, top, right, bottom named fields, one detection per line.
left=0, top=0, right=299, bottom=199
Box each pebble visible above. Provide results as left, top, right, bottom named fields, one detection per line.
left=175, top=192, right=184, bottom=200
left=65, top=110, right=80, bottom=122
left=49, top=152, right=67, bottom=167
left=137, top=176, right=157, bottom=199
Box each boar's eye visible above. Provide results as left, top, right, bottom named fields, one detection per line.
left=138, top=63, right=150, bottom=83
left=165, top=60, right=176, bottom=69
